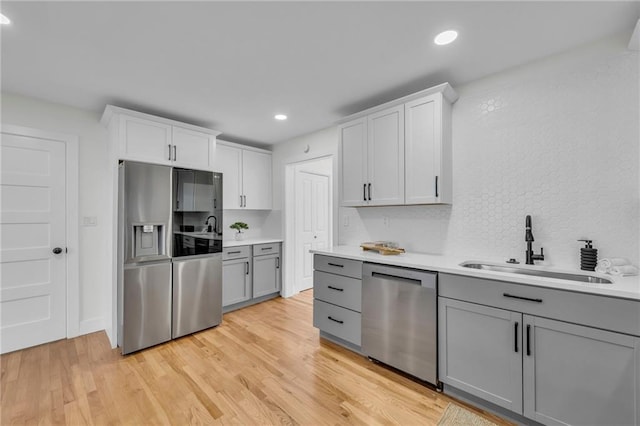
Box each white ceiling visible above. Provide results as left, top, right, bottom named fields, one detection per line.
left=1, top=1, right=638, bottom=146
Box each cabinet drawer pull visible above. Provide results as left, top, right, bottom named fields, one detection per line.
left=327, top=285, right=344, bottom=292
left=327, top=262, right=344, bottom=268
left=363, top=183, right=367, bottom=202
left=227, top=251, right=241, bottom=255
left=168, top=144, right=172, bottom=161
left=261, top=247, right=272, bottom=251
left=276, top=257, right=280, bottom=269
left=368, top=183, right=372, bottom=201
left=327, top=316, right=344, bottom=324
left=526, top=324, right=531, bottom=356
left=514, top=322, right=519, bottom=353
left=503, top=293, right=543, bottom=303
left=245, top=261, right=249, bottom=275
left=173, top=145, right=177, bottom=161
left=435, top=175, right=439, bottom=197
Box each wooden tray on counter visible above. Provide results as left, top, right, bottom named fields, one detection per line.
left=360, top=242, right=406, bottom=255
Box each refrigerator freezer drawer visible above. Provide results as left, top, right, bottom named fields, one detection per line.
left=172, top=255, right=222, bottom=339
left=122, top=262, right=172, bottom=354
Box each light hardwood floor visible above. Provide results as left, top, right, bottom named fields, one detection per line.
left=1, top=290, right=512, bottom=425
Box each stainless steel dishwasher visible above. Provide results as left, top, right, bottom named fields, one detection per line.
left=362, top=263, right=438, bottom=385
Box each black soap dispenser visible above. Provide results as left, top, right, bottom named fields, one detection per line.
left=578, top=239, right=598, bottom=271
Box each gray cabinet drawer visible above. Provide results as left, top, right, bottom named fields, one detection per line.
left=314, top=255, right=362, bottom=279
left=223, top=246, right=251, bottom=260
left=314, top=271, right=362, bottom=312
left=313, top=299, right=361, bottom=346
left=254, top=242, right=280, bottom=257
left=439, top=273, right=640, bottom=336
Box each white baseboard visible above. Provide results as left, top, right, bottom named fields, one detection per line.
left=79, top=317, right=104, bottom=335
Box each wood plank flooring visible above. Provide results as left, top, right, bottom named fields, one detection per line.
left=1, top=290, right=512, bottom=425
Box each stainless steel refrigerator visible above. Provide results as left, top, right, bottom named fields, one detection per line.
left=117, top=161, right=223, bottom=355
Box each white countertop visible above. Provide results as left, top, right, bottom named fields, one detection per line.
left=311, top=246, right=640, bottom=301
left=223, top=238, right=283, bottom=248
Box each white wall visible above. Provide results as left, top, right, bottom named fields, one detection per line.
left=1, top=92, right=109, bottom=334
left=340, top=34, right=640, bottom=268
left=270, top=127, right=339, bottom=295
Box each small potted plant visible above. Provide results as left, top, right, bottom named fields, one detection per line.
left=230, top=222, right=249, bottom=241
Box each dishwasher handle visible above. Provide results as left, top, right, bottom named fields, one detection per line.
left=367, top=266, right=437, bottom=290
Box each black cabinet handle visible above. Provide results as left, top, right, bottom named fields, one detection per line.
left=368, top=183, right=372, bottom=201
left=435, top=176, right=439, bottom=197
left=173, top=145, right=177, bottom=161
left=276, top=257, right=280, bottom=269
left=245, top=261, right=249, bottom=275
left=261, top=247, right=272, bottom=251
left=328, top=316, right=344, bottom=324
left=327, top=285, right=344, bottom=292
left=227, top=250, right=241, bottom=255
left=503, top=293, right=543, bottom=303
left=327, top=262, right=344, bottom=268
left=526, top=325, right=531, bottom=356
left=514, top=322, right=519, bottom=353
left=363, top=183, right=367, bottom=201
left=168, top=144, right=172, bottom=161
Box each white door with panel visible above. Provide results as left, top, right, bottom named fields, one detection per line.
left=1, top=132, right=67, bottom=354
left=295, top=171, right=329, bottom=292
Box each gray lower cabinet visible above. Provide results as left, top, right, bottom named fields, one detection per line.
left=312, top=254, right=363, bottom=349
left=253, top=253, right=281, bottom=298
left=222, top=257, right=251, bottom=306
left=222, top=243, right=281, bottom=312
left=439, top=273, right=640, bottom=426
left=523, top=315, right=640, bottom=426
left=439, top=298, right=523, bottom=413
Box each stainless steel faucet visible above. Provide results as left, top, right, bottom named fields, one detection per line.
left=525, top=215, right=544, bottom=265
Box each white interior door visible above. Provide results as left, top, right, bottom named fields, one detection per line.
left=1, top=132, right=67, bottom=354
left=295, top=170, right=329, bottom=292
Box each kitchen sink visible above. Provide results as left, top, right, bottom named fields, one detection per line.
left=460, top=261, right=613, bottom=284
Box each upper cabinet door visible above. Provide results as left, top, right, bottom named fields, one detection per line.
left=405, top=93, right=451, bottom=204
left=339, top=118, right=367, bottom=207
left=242, top=150, right=272, bottom=210
left=213, top=144, right=243, bottom=209
left=367, top=105, right=405, bottom=206
left=119, top=115, right=172, bottom=165
left=172, top=126, right=214, bottom=171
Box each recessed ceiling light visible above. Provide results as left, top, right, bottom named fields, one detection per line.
left=434, top=30, right=458, bottom=46
left=0, top=13, right=11, bottom=25
left=274, top=114, right=287, bottom=121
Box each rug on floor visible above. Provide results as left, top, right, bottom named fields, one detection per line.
left=437, top=403, right=500, bottom=426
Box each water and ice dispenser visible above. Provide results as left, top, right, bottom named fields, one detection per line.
left=132, top=223, right=165, bottom=258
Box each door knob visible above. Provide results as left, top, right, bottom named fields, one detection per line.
left=52, top=247, right=63, bottom=254
left=314, top=236, right=317, bottom=239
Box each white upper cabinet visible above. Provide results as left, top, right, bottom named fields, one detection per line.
left=405, top=93, right=452, bottom=204
left=339, top=118, right=367, bottom=207
left=338, top=83, right=457, bottom=207
left=368, top=105, right=404, bottom=206
left=213, top=141, right=272, bottom=210
left=102, top=105, right=220, bottom=171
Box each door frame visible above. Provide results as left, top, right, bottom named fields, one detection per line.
left=1, top=124, right=80, bottom=339
left=283, top=155, right=334, bottom=298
